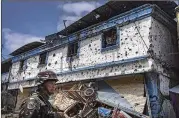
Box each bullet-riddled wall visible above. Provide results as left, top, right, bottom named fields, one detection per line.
left=149, top=17, right=178, bottom=68
left=47, top=17, right=152, bottom=83
left=8, top=16, right=161, bottom=84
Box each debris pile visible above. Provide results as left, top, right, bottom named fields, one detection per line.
left=54, top=82, right=146, bottom=118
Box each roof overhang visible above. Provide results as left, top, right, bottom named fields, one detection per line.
left=10, top=41, right=44, bottom=56
left=56, top=1, right=177, bottom=36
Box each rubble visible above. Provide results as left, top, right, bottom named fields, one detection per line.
left=53, top=82, right=148, bottom=118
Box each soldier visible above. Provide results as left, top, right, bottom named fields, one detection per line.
left=19, top=70, right=63, bottom=118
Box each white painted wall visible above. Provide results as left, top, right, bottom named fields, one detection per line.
left=47, top=46, right=69, bottom=71
left=150, top=17, right=178, bottom=68
left=9, top=17, right=153, bottom=85
left=74, top=17, right=151, bottom=69
left=9, top=55, right=46, bottom=83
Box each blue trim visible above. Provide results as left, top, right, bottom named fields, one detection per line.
left=57, top=55, right=148, bottom=76
left=9, top=55, right=148, bottom=84
left=11, top=5, right=153, bottom=63
left=9, top=77, right=35, bottom=84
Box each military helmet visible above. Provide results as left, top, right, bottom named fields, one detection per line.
left=36, top=70, right=58, bottom=85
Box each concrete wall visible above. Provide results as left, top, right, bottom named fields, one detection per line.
left=145, top=72, right=176, bottom=118
left=9, top=55, right=46, bottom=82
left=105, top=75, right=146, bottom=114
left=149, top=17, right=178, bottom=69
left=47, top=46, right=69, bottom=71
left=72, top=17, right=151, bottom=69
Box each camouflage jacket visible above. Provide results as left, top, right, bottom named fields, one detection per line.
left=19, top=91, right=61, bottom=118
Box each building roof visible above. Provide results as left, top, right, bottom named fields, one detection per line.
left=10, top=41, right=44, bottom=56
left=57, top=1, right=177, bottom=36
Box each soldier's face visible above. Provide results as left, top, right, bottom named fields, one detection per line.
left=44, top=80, right=56, bottom=94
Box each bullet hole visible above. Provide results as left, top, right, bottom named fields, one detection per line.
left=128, top=48, right=132, bottom=51
left=55, top=61, right=58, bottom=64
left=121, top=96, right=124, bottom=98
left=53, top=53, right=56, bottom=57
left=139, top=65, right=142, bottom=68
left=121, top=42, right=124, bottom=45
left=73, top=65, right=76, bottom=69
left=48, top=63, right=51, bottom=66
left=135, top=103, right=140, bottom=106
left=81, top=72, right=83, bottom=75
left=23, top=77, right=25, bottom=80
left=135, top=51, right=138, bottom=54
left=125, top=51, right=128, bottom=56
left=135, top=32, right=138, bottom=35
left=89, top=44, right=91, bottom=47
left=134, top=69, right=138, bottom=71
left=117, top=56, right=120, bottom=58
left=28, top=72, right=31, bottom=75
left=125, top=38, right=127, bottom=40
left=149, top=44, right=153, bottom=48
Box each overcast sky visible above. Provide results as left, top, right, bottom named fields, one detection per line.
left=2, top=0, right=106, bottom=59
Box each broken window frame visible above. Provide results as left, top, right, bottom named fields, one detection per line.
left=101, top=26, right=120, bottom=52
left=67, top=41, right=79, bottom=58
left=38, top=52, right=48, bottom=66
left=19, top=60, right=27, bottom=72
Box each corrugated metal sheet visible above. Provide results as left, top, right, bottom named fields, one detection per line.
left=96, top=80, right=148, bottom=118
left=96, top=80, right=133, bottom=110
left=170, top=85, right=179, bottom=94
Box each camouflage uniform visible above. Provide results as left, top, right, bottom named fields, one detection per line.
left=19, top=71, right=62, bottom=118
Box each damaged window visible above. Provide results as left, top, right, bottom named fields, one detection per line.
left=39, top=52, right=47, bottom=65
left=67, top=42, right=78, bottom=57
left=19, top=60, right=26, bottom=71
left=102, top=27, right=117, bottom=49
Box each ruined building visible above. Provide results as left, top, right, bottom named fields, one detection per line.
left=2, top=1, right=179, bottom=118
